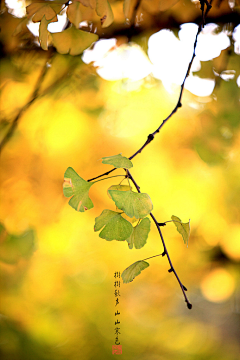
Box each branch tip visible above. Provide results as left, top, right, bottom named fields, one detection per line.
left=187, top=302, right=192, bottom=310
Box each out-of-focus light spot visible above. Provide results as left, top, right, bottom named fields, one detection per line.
left=82, top=38, right=117, bottom=63
left=83, top=40, right=152, bottom=81
left=148, top=27, right=200, bottom=89
left=228, top=0, right=235, bottom=9
left=148, top=23, right=230, bottom=96
left=27, top=21, right=40, bottom=37
left=48, top=11, right=68, bottom=33
left=237, top=75, right=240, bottom=87
left=220, top=225, right=240, bottom=261
left=27, top=12, right=67, bottom=37
left=6, top=0, right=26, bottom=18
left=185, top=75, right=215, bottom=97
left=220, top=70, right=236, bottom=81
left=201, top=268, right=235, bottom=303
left=233, top=24, right=240, bottom=54
left=194, top=23, right=230, bottom=61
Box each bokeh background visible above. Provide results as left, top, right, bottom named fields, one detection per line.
left=0, top=1, right=240, bottom=359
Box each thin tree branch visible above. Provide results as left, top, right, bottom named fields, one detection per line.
left=0, top=50, right=54, bottom=154
left=127, top=169, right=192, bottom=309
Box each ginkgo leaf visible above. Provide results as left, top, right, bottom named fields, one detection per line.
left=121, top=260, right=149, bottom=283
left=67, top=1, right=82, bottom=28
left=0, top=223, right=36, bottom=264
left=123, top=0, right=138, bottom=21
left=107, top=184, right=132, bottom=198
left=63, top=167, right=94, bottom=212
left=127, top=217, right=151, bottom=249
left=26, top=2, right=63, bottom=23
left=79, top=0, right=96, bottom=8
left=108, top=190, right=153, bottom=219
left=96, top=0, right=114, bottom=28
left=39, top=15, right=49, bottom=50
left=171, top=215, right=190, bottom=246
left=102, top=154, right=133, bottom=169
left=51, top=26, right=99, bottom=55
left=107, top=185, right=138, bottom=224
left=94, top=209, right=133, bottom=241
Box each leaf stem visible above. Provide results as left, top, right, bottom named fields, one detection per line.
left=91, top=174, right=125, bottom=184
left=142, top=254, right=162, bottom=261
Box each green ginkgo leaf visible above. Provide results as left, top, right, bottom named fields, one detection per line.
left=102, top=153, right=133, bottom=169
left=171, top=215, right=190, bottom=247
left=108, top=190, right=153, bottom=219
left=107, top=184, right=132, bottom=198
left=127, top=217, right=151, bottom=249
left=51, top=25, right=99, bottom=55
left=94, top=209, right=133, bottom=241
left=121, top=260, right=149, bottom=283
left=63, top=167, right=94, bottom=212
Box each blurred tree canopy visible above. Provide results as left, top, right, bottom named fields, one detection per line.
left=0, top=1, right=240, bottom=360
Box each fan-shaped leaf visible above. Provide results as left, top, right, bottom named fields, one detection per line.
left=102, top=153, right=133, bottom=169
left=63, top=167, right=94, bottom=212
left=107, top=184, right=131, bottom=197
left=127, top=217, right=151, bottom=249
left=122, top=260, right=149, bottom=283
left=108, top=190, right=153, bottom=219
left=67, top=1, right=82, bottom=28
left=94, top=209, right=133, bottom=241
left=51, top=26, right=99, bottom=55
left=96, top=0, right=114, bottom=28
left=171, top=215, right=190, bottom=246
left=26, top=2, right=62, bottom=23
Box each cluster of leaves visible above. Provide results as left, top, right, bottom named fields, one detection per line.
left=63, top=154, right=190, bottom=283
left=13, top=0, right=145, bottom=55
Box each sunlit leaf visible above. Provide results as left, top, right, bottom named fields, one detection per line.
left=107, top=184, right=132, bottom=198
left=107, top=185, right=138, bottom=224
left=108, top=190, right=153, bottom=219
left=39, top=15, right=49, bottom=50
left=96, top=0, right=114, bottom=28
left=127, top=217, right=151, bottom=249
left=171, top=215, right=190, bottom=246
left=102, top=153, right=133, bottom=169
left=122, top=260, right=149, bottom=283
left=94, top=209, right=133, bottom=241
left=51, top=25, right=99, bottom=55
left=63, top=167, right=94, bottom=212
left=123, top=0, right=138, bottom=21
left=67, top=1, right=82, bottom=28
left=0, top=223, right=36, bottom=264
left=26, top=2, right=63, bottom=23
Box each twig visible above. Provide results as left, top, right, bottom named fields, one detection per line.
left=0, top=50, right=54, bottom=154
left=127, top=169, right=192, bottom=309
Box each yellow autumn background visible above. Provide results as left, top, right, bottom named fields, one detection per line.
left=1, top=1, right=240, bottom=359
